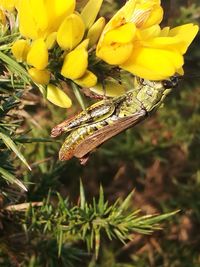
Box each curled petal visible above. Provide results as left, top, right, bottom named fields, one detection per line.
left=74, top=70, right=97, bottom=87
left=87, top=17, right=106, bottom=47
left=27, top=39, right=48, bottom=70
left=121, top=47, right=183, bottom=80
left=140, top=5, right=163, bottom=29
left=11, top=39, right=30, bottom=62
left=97, top=42, right=133, bottom=65
left=103, top=23, right=136, bottom=44
left=168, top=23, right=199, bottom=54
left=81, top=0, right=103, bottom=29
left=61, top=48, right=88, bottom=79
left=100, top=0, right=137, bottom=36
left=57, top=13, right=85, bottom=50
left=28, top=68, right=50, bottom=85
left=47, top=84, right=72, bottom=108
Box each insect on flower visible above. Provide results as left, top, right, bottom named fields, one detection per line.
left=51, top=75, right=180, bottom=164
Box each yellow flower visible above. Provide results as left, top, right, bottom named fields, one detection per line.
left=121, top=23, right=199, bottom=80
left=57, top=13, right=85, bottom=50
left=28, top=68, right=50, bottom=85
left=27, top=38, right=49, bottom=70
left=61, top=47, right=88, bottom=80
left=17, top=0, right=75, bottom=39
left=96, top=0, right=199, bottom=80
left=61, top=39, right=97, bottom=87
left=74, top=70, right=97, bottom=87
left=11, top=39, right=30, bottom=62
left=47, top=84, right=72, bottom=108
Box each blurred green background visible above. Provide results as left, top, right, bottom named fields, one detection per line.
left=0, top=0, right=200, bottom=266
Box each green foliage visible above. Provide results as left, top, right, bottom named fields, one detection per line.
left=0, top=75, right=28, bottom=190
left=22, top=184, right=177, bottom=259
left=0, top=21, right=32, bottom=191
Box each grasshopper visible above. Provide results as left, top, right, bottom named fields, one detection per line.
left=51, top=76, right=179, bottom=164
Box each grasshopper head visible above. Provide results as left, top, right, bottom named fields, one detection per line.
left=161, top=75, right=180, bottom=89
left=135, top=75, right=180, bottom=90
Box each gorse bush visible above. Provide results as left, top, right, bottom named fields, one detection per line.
left=0, top=0, right=199, bottom=266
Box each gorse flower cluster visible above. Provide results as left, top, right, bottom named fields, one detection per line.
left=97, top=0, right=198, bottom=80
left=0, top=0, right=198, bottom=108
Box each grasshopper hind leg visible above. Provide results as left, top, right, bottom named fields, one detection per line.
left=58, top=117, right=111, bottom=161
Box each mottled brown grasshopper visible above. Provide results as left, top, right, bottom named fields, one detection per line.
left=51, top=76, right=179, bottom=164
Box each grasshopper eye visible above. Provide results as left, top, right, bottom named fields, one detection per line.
left=162, top=80, right=173, bottom=89
left=162, top=75, right=180, bottom=89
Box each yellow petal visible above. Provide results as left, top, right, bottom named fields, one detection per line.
left=76, top=39, right=89, bottom=49
left=121, top=47, right=183, bottom=80
left=17, top=0, right=76, bottom=39
left=160, top=26, right=170, bottom=37
left=81, top=0, right=103, bottom=29
left=27, top=39, right=48, bottom=70
left=138, top=25, right=161, bottom=40
left=97, top=42, right=133, bottom=65
left=74, top=70, right=97, bottom=87
left=46, top=0, right=75, bottom=33
left=142, top=36, right=182, bottom=50
left=90, top=80, right=126, bottom=97
left=97, top=0, right=161, bottom=49
left=87, top=17, right=105, bottom=47
left=169, top=23, right=199, bottom=54
left=103, top=22, right=136, bottom=44
left=61, top=48, right=88, bottom=79
left=11, top=39, right=30, bottom=62
left=57, top=13, right=85, bottom=50
left=127, top=1, right=163, bottom=29
left=177, top=67, right=184, bottom=76
left=141, top=5, right=163, bottom=29
left=17, top=0, right=38, bottom=39
left=0, top=0, right=16, bottom=11
left=100, top=0, right=137, bottom=35
left=97, top=0, right=136, bottom=50
left=29, top=0, right=48, bottom=32
left=28, top=68, right=50, bottom=85
left=45, top=32, right=57, bottom=49
left=47, top=84, right=72, bottom=108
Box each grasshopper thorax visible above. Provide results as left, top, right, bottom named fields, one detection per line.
left=136, top=75, right=180, bottom=91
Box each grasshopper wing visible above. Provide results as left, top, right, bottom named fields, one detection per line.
left=74, top=109, right=147, bottom=160
left=51, top=99, right=117, bottom=138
